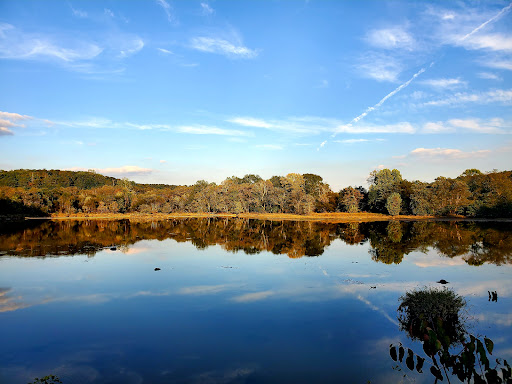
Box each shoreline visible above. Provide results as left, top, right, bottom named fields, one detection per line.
left=17, top=212, right=512, bottom=223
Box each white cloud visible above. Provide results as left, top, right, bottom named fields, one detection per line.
left=410, top=147, right=491, bottom=159
left=0, top=111, right=32, bottom=121
left=0, top=111, right=33, bottom=136
left=119, top=38, right=144, bottom=58
left=357, top=54, right=402, bottom=82
left=227, top=117, right=273, bottom=128
left=159, top=160, right=167, bottom=164
left=200, top=2, right=214, bottom=15
left=157, top=48, right=173, bottom=54
left=177, top=125, right=252, bottom=137
left=0, top=24, right=103, bottom=62
left=478, top=72, right=502, bottom=80
left=156, top=0, right=177, bottom=24
left=335, top=122, right=415, bottom=134
left=422, top=121, right=449, bottom=133
left=482, top=59, right=512, bottom=71
left=0, top=22, right=144, bottom=71
left=365, top=27, right=415, bottom=50
left=189, top=37, right=259, bottom=59
left=421, top=78, right=467, bottom=88
left=423, top=89, right=512, bottom=106
left=460, top=33, right=512, bottom=52
left=422, top=118, right=510, bottom=134
left=71, top=7, right=88, bottom=18
left=448, top=118, right=508, bottom=134
left=104, top=8, right=115, bottom=18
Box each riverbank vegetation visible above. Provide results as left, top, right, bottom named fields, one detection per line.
left=1, top=168, right=511, bottom=218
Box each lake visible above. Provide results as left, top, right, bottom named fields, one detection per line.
left=1, top=218, right=511, bottom=383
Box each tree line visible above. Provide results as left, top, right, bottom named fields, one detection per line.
left=0, top=168, right=511, bottom=217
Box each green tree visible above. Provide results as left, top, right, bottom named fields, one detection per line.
left=368, top=168, right=403, bottom=213
left=386, top=192, right=402, bottom=216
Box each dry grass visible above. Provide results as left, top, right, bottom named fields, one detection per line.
left=38, top=211, right=444, bottom=223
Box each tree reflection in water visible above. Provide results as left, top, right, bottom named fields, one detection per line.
left=391, top=287, right=512, bottom=383
left=0, top=218, right=511, bottom=265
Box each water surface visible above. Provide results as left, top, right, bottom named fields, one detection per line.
left=1, top=219, right=511, bottom=383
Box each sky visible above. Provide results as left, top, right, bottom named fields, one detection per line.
left=0, top=0, right=511, bottom=190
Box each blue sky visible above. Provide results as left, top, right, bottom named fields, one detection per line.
left=0, top=0, right=511, bottom=190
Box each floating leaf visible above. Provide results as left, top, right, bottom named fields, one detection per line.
left=390, top=345, right=397, bottom=361
left=430, top=366, right=443, bottom=381
left=484, top=337, right=494, bottom=354
left=406, top=349, right=414, bottom=370
left=416, top=356, right=425, bottom=373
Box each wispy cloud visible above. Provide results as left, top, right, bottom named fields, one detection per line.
left=0, top=23, right=103, bottom=62
left=189, top=37, right=259, bottom=59
left=118, top=38, right=144, bottom=58
left=410, top=147, right=491, bottom=160
left=422, top=89, right=512, bottom=106
left=200, top=2, right=214, bottom=16
left=335, top=122, right=415, bottom=134
left=70, top=6, right=88, bottom=18
left=478, top=72, right=502, bottom=80
left=334, top=138, right=386, bottom=144
left=421, top=117, right=510, bottom=134
left=227, top=117, right=273, bottom=128
left=365, top=27, right=415, bottom=51
left=356, top=53, right=402, bottom=82
left=0, top=22, right=144, bottom=74
left=481, top=59, right=512, bottom=71
left=177, top=125, right=252, bottom=137
left=420, top=77, right=467, bottom=89
left=460, top=33, right=512, bottom=52
left=157, top=48, right=173, bottom=55
left=448, top=118, right=509, bottom=134
left=156, top=0, right=177, bottom=24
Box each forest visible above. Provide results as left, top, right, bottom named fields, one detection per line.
left=0, top=168, right=511, bottom=218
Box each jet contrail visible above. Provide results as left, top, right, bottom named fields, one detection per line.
left=318, top=2, right=512, bottom=149
left=460, top=2, right=512, bottom=41
left=328, top=65, right=429, bottom=141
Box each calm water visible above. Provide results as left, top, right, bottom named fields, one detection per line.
left=0, top=219, right=511, bottom=383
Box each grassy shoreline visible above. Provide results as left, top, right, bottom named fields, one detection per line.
left=16, top=212, right=512, bottom=223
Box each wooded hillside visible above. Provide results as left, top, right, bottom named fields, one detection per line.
left=0, top=168, right=511, bottom=218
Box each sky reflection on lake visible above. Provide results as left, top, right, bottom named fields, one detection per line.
left=0, top=219, right=511, bottom=383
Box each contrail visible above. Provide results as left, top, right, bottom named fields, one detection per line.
left=326, top=65, right=429, bottom=142
left=460, top=2, right=512, bottom=41
left=318, top=2, right=512, bottom=149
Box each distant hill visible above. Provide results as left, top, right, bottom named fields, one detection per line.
left=0, top=169, right=121, bottom=189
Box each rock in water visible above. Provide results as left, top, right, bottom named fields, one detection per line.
left=154, top=267, right=161, bottom=271
left=437, top=279, right=449, bottom=284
